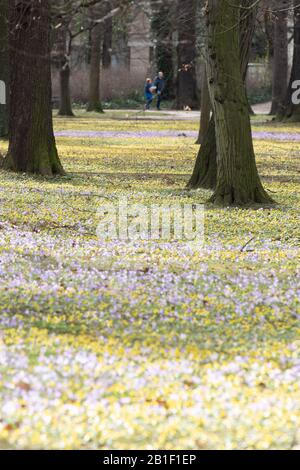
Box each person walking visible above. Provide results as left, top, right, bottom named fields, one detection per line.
left=144, top=78, right=154, bottom=110
left=154, top=71, right=165, bottom=110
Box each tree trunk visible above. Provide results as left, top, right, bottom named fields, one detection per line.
left=102, top=16, right=112, bottom=69
left=277, top=0, right=300, bottom=121
left=151, top=0, right=174, bottom=99
left=188, top=116, right=217, bottom=189
left=265, top=8, right=275, bottom=65
left=101, top=3, right=112, bottom=100
left=58, top=27, right=74, bottom=117
left=188, top=0, right=258, bottom=192
left=205, top=0, right=273, bottom=206
left=270, top=5, right=288, bottom=115
left=176, top=0, right=198, bottom=109
left=240, top=1, right=257, bottom=116
left=58, top=65, right=74, bottom=116
left=196, top=64, right=211, bottom=144
left=3, top=0, right=65, bottom=176
left=0, top=0, right=8, bottom=137
left=87, top=24, right=104, bottom=113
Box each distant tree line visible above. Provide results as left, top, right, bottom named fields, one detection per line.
left=0, top=0, right=299, bottom=206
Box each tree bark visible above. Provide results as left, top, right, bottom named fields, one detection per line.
left=196, top=64, right=211, bottom=144
left=0, top=0, right=8, bottom=137
left=176, top=0, right=198, bottom=109
left=101, top=2, right=112, bottom=100
left=270, top=5, right=288, bottom=115
left=277, top=0, right=300, bottom=121
left=188, top=116, right=217, bottom=189
left=102, top=15, right=112, bottom=69
left=87, top=23, right=104, bottom=113
left=57, top=26, right=74, bottom=117
left=205, top=0, right=273, bottom=206
left=3, top=0, right=65, bottom=176
left=59, top=64, right=74, bottom=116
left=240, top=0, right=257, bottom=117
left=265, top=8, right=275, bottom=64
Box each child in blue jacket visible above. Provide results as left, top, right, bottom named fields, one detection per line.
left=144, top=78, right=154, bottom=110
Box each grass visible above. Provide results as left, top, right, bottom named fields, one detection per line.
left=0, top=110, right=299, bottom=449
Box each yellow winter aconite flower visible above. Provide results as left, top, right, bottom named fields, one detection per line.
left=195, top=308, right=209, bottom=316
left=0, top=113, right=299, bottom=449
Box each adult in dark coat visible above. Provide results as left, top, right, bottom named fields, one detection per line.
left=154, top=72, right=165, bottom=110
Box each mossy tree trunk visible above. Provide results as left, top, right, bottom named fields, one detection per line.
left=188, top=0, right=216, bottom=188
left=188, top=116, right=217, bottom=189
left=270, top=3, right=288, bottom=115
left=277, top=0, right=300, bottom=121
left=3, top=0, right=65, bottom=176
left=188, top=0, right=257, bottom=192
left=205, top=0, right=273, bottom=206
left=0, top=0, right=8, bottom=137
left=87, top=23, right=104, bottom=113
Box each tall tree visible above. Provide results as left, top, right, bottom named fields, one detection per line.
left=102, top=11, right=112, bottom=69
left=270, top=1, right=288, bottom=115
left=0, top=0, right=8, bottom=137
left=196, top=65, right=211, bottom=145
left=3, top=0, right=64, bottom=175
left=264, top=3, right=275, bottom=76
left=151, top=0, right=174, bottom=99
left=204, top=0, right=273, bottom=205
left=101, top=6, right=113, bottom=100
left=87, top=21, right=104, bottom=112
left=57, top=23, right=74, bottom=117
left=54, top=0, right=123, bottom=115
left=188, top=0, right=265, bottom=195
left=176, top=0, right=198, bottom=109
left=188, top=0, right=215, bottom=188
left=195, top=0, right=211, bottom=145
left=277, top=0, right=300, bottom=121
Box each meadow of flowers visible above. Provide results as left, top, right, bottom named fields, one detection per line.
left=0, top=111, right=299, bottom=449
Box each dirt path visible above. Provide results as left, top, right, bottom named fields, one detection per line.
left=119, top=102, right=272, bottom=121
left=252, top=102, right=271, bottom=115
